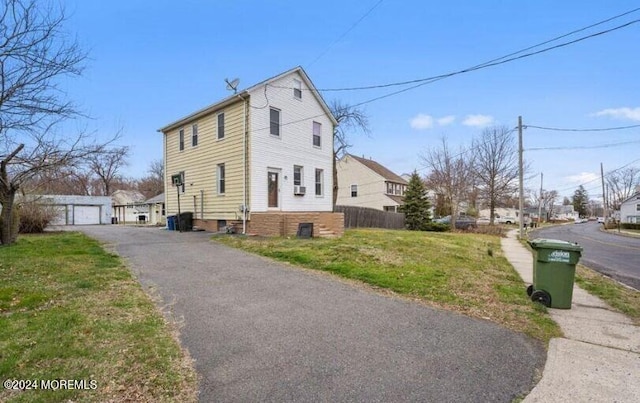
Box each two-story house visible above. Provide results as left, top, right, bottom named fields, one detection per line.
left=336, top=154, right=408, bottom=212
left=158, top=67, right=343, bottom=237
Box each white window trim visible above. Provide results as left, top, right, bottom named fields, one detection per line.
left=217, top=164, right=225, bottom=195
left=192, top=123, right=198, bottom=147
left=270, top=107, right=281, bottom=138
left=351, top=184, right=358, bottom=198
left=217, top=112, right=225, bottom=140
left=293, top=79, right=302, bottom=100
left=312, top=121, right=321, bottom=148
left=293, top=165, right=304, bottom=186
left=315, top=169, right=323, bottom=197
left=179, top=128, right=185, bottom=151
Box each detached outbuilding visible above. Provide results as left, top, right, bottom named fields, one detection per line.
left=35, top=195, right=112, bottom=225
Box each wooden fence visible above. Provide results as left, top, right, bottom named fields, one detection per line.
left=335, top=205, right=405, bottom=229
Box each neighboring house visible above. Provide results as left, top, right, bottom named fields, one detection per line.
left=336, top=154, right=408, bottom=212
left=619, top=191, right=640, bottom=223
left=553, top=205, right=579, bottom=221
left=146, top=193, right=166, bottom=225
left=111, top=190, right=148, bottom=224
left=16, top=195, right=112, bottom=225
left=158, top=66, right=343, bottom=237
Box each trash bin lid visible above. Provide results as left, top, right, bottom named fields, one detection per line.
left=529, top=238, right=582, bottom=252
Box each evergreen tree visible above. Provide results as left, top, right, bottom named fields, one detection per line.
left=572, top=185, right=589, bottom=217
left=402, top=172, right=432, bottom=230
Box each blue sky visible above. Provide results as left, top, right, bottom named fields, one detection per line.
left=60, top=0, right=640, bottom=200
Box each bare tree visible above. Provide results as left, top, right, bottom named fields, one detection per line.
left=137, top=159, right=164, bottom=199
left=606, top=167, right=640, bottom=211
left=471, top=126, right=519, bottom=225
left=85, top=146, right=129, bottom=196
left=329, top=100, right=370, bottom=207
left=0, top=0, right=95, bottom=245
left=420, top=138, right=474, bottom=229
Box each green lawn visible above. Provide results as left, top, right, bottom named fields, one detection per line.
left=0, top=233, right=198, bottom=403
left=215, top=228, right=561, bottom=342
left=575, top=265, right=640, bottom=325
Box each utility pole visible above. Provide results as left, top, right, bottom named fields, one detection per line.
left=538, top=172, right=543, bottom=226
left=518, top=116, right=524, bottom=238
left=601, top=163, right=607, bottom=222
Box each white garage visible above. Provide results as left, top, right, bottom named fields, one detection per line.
left=36, top=195, right=112, bottom=225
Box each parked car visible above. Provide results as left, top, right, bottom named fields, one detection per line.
left=434, top=215, right=477, bottom=230
left=597, top=217, right=605, bottom=224
left=574, top=218, right=588, bottom=224
left=495, top=215, right=516, bottom=224
left=477, top=217, right=491, bottom=226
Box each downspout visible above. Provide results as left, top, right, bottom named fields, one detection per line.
left=200, top=189, right=204, bottom=220
left=236, top=93, right=248, bottom=235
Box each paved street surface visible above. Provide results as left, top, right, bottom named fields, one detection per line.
left=531, top=222, right=640, bottom=290
left=76, top=225, right=544, bottom=402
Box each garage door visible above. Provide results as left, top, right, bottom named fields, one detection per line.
left=73, top=206, right=101, bottom=225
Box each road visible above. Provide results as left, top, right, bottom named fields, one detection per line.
left=531, top=222, right=640, bottom=290
left=75, top=225, right=545, bottom=402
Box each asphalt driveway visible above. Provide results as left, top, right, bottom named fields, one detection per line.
left=77, top=225, right=544, bottom=402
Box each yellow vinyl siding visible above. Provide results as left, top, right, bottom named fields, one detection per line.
left=164, top=99, right=248, bottom=220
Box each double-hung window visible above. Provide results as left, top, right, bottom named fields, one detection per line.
left=270, top=108, right=280, bottom=137
left=217, top=164, right=225, bottom=195
left=192, top=124, right=198, bottom=146
left=312, top=121, right=321, bottom=147
left=217, top=113, right=225, bottom=139
left=179, top=128, right=184, bottom=151
left=293, top=166, right=303, bottom=186
left=351, top=184, right=358, bottom=197
left=315, top=169, right=323, bottom=196
left=293, top=79, right=302, bottom=99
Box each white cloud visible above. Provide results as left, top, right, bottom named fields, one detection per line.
left=410, top=114, right=457, bottom=129
left=462, top=114, right=494, bottom=127
left=566, top=172, right=599, bottom=184
left=593, top=107, right=640, bottom=122
left=410, top=114, right=434, bottom=129
left=437, top=115, right=456, bottom=126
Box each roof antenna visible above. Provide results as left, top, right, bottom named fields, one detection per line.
left=225, top=78, right=240, bottom=94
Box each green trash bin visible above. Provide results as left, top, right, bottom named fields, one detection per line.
left=527, top=238, right=582, bottom=309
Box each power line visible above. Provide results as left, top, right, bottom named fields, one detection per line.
left=248, top=13, right=640, bottom=133
left=553, top=157, right=640, bottom=193
left=526, top=124, right=640, bottom=132
left=526, top=139, right=640, bottom=151
left=306, top=0, right=385, bottom=67
left=272, top=7, right=640, bottom=93
left=349, top=18, right=640, bottom=108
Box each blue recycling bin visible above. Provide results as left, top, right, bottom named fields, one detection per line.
left=167, top=215, right=176, bottom=231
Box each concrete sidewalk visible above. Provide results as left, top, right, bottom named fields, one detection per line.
left=501, top=230, right=640, bottom=402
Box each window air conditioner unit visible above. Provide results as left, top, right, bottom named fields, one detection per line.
left=294, top=185, right=306, bottom=195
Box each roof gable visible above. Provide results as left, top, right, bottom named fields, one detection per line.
left=111, top=189, right=146, bottom=205
left=621, top=191, right=640, bottom=205
left=158, top=66, right=336, bottom=132
left=347, top=154, right=408, bottom=184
